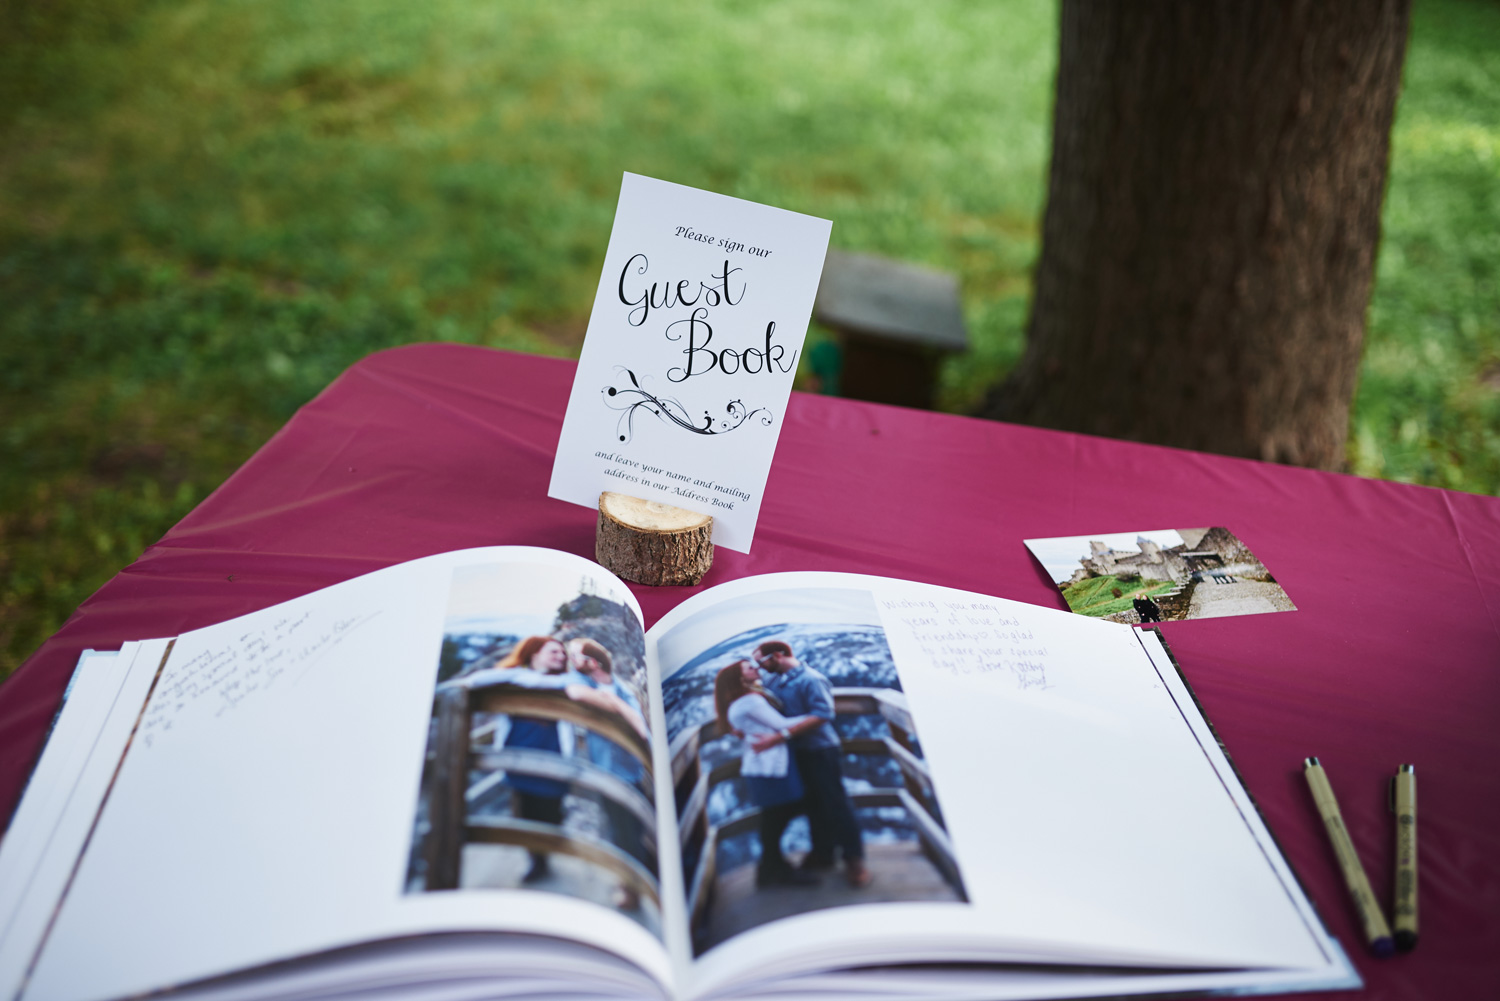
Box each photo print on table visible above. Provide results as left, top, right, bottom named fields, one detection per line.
left=657, top=587, right=968, bottom=958
left=405, top=561, right=661, bottom=937
left=1025, top=527, right=1295, bottom=624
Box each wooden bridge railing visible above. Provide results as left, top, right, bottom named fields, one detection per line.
left=669, top=687, right=960, bottom=935
left=425, top=683, right=659, bottom=906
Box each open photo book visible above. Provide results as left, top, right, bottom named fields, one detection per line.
left=0, top=546, right=1359, bottom=1001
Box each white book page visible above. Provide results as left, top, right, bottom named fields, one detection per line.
left=746, top=954, right=1358, bottom=1001
left=0, top=649, right=121, bottom=952
left=158, top=935, right=666, bottom=1001
left=1129, top=629, right=1353, bottom=978
left=23, top=548, right=675, bottom=1001
left=0, top=644, right=155, bottom=1001
left=641, top=573, right=1337, bottom=1001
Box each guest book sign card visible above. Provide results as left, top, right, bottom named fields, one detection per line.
left=549, top=173, right=831, bottom=553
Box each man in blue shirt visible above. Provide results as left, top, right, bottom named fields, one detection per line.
left=752, top=639, right=870, bottom=889
left=567, top=638, right=656, bottom=911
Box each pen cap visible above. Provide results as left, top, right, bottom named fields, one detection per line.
left=1303, top=760, right=1339, bottom=818
left=1390, top=763, right=1416, bottom=810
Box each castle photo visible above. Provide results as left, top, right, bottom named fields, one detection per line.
left=1025, top=528, right=1296, bottom=624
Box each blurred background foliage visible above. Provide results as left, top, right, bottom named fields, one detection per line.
left=1, top=0, right=1496, bottom=679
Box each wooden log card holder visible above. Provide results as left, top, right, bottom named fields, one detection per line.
left=595, top=491, right=714, bottom=586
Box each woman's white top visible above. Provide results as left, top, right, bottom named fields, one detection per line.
left=727, top=694, right=806, bottom=777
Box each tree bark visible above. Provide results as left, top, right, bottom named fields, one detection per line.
left=981, top=0, right=1410, bottom=469
left=595, top=492, right=714, bottom=587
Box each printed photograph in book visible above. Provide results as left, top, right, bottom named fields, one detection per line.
left=405, top=562, right=660, bottom=936
left=1025, top=527, right=1295, bottom=624
left=658, top=587, right=968, bottom=957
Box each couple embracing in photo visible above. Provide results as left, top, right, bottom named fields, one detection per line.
left=446, top=634, right=653, bottom=899
left=713, top=640, right=871, bottom=890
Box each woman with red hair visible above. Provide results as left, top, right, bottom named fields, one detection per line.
left=494, top=636, right=572, bottom=882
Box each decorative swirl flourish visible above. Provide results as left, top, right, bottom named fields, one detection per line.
left=602, top=368, right=774, bottom=443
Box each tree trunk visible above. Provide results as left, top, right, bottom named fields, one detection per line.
left=981, top=0, right=1410, bottom=469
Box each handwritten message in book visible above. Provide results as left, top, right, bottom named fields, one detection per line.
left=549, top=173, right=832, bottom=552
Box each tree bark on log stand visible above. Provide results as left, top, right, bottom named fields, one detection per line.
left=981, top=0, right=1410, bottom=470
left=596, top=492, right=714, bottom=587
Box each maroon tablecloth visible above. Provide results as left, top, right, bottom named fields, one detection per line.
left=4, top=344, right=1497, bottom=999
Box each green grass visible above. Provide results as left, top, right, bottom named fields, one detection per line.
left=1, top=0, right=1496, bottom=679
left=1060, top=576, right=1176, bottom=618
left=1350, top=0, right=1500, bottom=491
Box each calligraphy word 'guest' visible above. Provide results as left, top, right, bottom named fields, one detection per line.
left=618, top=254, right=743, bottom=328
